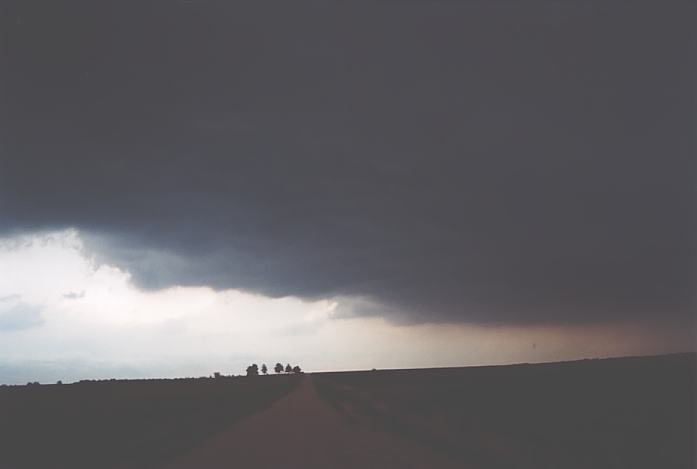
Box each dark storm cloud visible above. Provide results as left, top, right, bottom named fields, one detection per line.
left=1, top=0, right=694, bottom=324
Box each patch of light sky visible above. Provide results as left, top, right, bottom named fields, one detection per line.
left=0, top=229, right=690, bottom=385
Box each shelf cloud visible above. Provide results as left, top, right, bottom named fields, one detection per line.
left=1, top=0, right=694, bottom=327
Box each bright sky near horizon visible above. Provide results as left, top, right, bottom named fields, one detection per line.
left=0, top=229, right=691, bottom=385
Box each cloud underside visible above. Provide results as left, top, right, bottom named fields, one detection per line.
left=0, top=0, right=694, bottom=325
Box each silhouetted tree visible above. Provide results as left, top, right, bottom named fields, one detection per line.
left=261, top=364, right=268, bottom=375
left=292, top=365, right=302, bottom=374
left=285, top=364, right=292, bottom=373
left=246, top=364, right=259, bottom=376
left=274, top=363, right=284, bottom=374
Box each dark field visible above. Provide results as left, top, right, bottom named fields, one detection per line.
left=0, top=374, right=302, bottom=469
left=0, top=355, right=693, bottom=469
left=315, top=354, right=696, bottom=469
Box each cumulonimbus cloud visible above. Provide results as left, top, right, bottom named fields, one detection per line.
left=0, top=0, right=694, bottom=326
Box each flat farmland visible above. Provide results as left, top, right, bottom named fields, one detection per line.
left=0, top=374, right=302, bottom=469
left=314, top=354, right=696, bottom=469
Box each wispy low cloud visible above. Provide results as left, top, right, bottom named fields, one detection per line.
left=62, top=291, right=86, bottom=300
left=0, top=301, right=45, bottom=331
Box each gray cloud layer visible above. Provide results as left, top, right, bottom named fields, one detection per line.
left=1, top=0, right=694, bottom=325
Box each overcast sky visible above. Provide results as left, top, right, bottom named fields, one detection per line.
left=0, top=0, right=694, bottom=383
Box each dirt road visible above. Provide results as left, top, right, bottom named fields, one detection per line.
left=165, top=375, right=460, bottom=469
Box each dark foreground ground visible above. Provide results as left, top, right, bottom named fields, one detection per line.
left=0, top=354, right=694, bottom=469
left=0, top=374, right=302, bottom=468
left=314, top=353, right=696, bottom=469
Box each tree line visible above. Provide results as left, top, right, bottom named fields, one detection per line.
left=246, top=363, right=302, bottom=376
